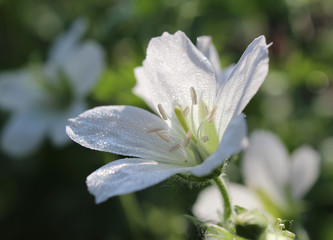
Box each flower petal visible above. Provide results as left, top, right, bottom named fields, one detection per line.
left=62, top=41, right=105, bottom=96
left=48, top=101, right=87, bottom=146
left=138, top=31, right=217, bottom=117
left=0, top=70, right=45, bottom=111
left=87, top=158, right=191, bottom=203
left=214, top=36, right=269, bottom=139
left=66, top=105, right=186, bottom=163
left=192, top=183, right=261, bottom=222
left=196, top=36, right=221, bottom=79
left=133, top=66, right=156, bottom=111
left=1, top=112, right=48, bottom=157
left=219, top=64, right=235, bottom=89
left=48, top=18, right=88, bottom=65
left=192, top=185, right=223, bottom=222
left=241, top=131, right=289, bottom=207
left=191, top=114, right=247, bottom=176
left=290, top=146, right=320, bottom=199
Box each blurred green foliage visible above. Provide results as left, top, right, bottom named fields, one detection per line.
left=0, top=0, right=332, bottom=239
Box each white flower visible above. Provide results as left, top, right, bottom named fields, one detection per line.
left=193, top=182, right=261, bottom=222
left=192, top=130, right=320, bottom=221
left=66, top=31, right=269, bottom=203
left=0, top=18, right=105, bottom=157
left=242, top=130, right=320, bottom=216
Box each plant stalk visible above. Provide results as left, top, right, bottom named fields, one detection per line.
left=213, top=176, right=232, bottom=221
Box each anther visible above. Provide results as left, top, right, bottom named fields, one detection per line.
left=201, top=136, right=209, bottom=142
left=190, top=87, right=197, bottom=105
left=156, top=131, right=170, bottom=142
left=207, top=105, right=217, bottom=122
left=182, top=106, right=189, bottom=118
left=183, top=130, right=192, bottom=147
left=168, top=143, right=180, bottom=153
left=146, top=127, right=164, bottom=133
left=205, top=106, right=209, bottom=115
left=158, top=104, right=168, bottom=120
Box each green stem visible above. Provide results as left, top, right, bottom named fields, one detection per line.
left=119, top=194, right=146, bottom=238
left=213, top=176, right=232, bottom=221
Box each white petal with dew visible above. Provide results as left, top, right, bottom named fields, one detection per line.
left=87, top=158, right=191, bottom=203
left=215, top=36, right=269, bottom=139
left=141, top=31, right=217, bottom=117
left=63, top=41, right=105, bottom=97
left=48, top=101, right=86, bottom=146
left=66, top=105, right=186, bottom=163
left=219, top=64, right=235, bottom=90
left=196, top=36, right=221, bottom=80
left=133, top=66, right=156, bottom=111
left=1, top=112, right=48, bottom=157
left=191, top=114, right=247, bottom=177
left=242, top=130, right=289, bottom=207
left=290, top=146, right=320, bottom=199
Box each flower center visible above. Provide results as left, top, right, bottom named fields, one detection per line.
left=34, top=67, right=74, bottom=110
left=149, top=87, right=220, bottom=166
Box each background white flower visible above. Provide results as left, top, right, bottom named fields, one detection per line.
left=66, top=31, right=269, bottom=203
left=193, top=182, right=261, bottom=222
left=0, top=18, right=105, bottom=157
left=192, top=130, right=320, bottom=222
left=242, top=130, right=320, bottom=217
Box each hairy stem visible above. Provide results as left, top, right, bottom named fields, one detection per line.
left=213, top=176, right=232, bottom=221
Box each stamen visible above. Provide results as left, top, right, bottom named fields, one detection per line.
left=158, top=104, right=168, bottom=120
left=182, top=106, right=189, bottom=118
left=207, top=105, right=218, bottom=122
left=156, top=131, right=170, bottom=142
left=146, top=127, right=164, bottom=133
left=205, top=106, right=209, bottom=115
left=190, top=87, right=198, bottom=105
left=183, top=130, right=192, bottom=147
left=168, top=143, right=181, bottom=153
left=201, top=136, right=209, bottom=142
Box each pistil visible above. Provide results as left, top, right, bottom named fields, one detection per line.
left=174, top=106, right=197, bottom=143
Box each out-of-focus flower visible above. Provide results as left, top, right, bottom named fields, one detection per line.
left=66, top=31, right=269, bottom=203
left=241, top=130, right=320, bottom=219
left=193, top=182, right=261, bottom=222
left=193, top=130, right=320, bottom=238
left=0, top=19, right=105, bottom=157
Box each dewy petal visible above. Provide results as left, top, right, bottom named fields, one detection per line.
left=63, top=41, right=105, bottom=97
left=133, top=66, right=156, bottom=111
left=219, top=64, right=235, bottom=89
left=1, top=112, right=48, bottom=157
left=196, top=36, right=236, bottom=92
left=241, top=131, right=289, bottom=207
left=214, top=36, right=269, bottom=139
left=140, top=31, right=217, bottom=116
left=0, top=70, right=45, bottom=111
left=48, top=101, right=87, bottom=146
left=290, top=146, right=320, bottom=200
left=66, top=105, right=186, bottom=163
left=87, top=158, right=191, bottom=203
left=191, top=114, right=247, bottom=176
left=196, top=36, right=221, bottom=79
left=192, top=183, right=261, bottom=222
